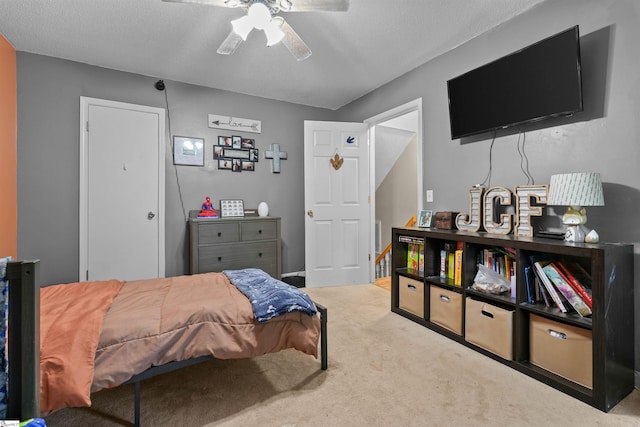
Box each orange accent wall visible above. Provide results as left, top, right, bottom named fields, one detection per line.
left=0, top=34, right=17, bottom=259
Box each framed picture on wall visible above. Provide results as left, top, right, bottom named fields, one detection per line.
left=218, top=136, right=232, bottom=146
left=418, top=210, right=433, bottom=228
left=173, top=136, right=204, bottom=166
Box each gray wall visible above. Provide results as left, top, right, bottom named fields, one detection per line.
left=16, top=53, right=336, bottom=285
left=336, top=0, right=640, bottom=384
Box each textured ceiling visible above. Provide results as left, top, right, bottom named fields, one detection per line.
left=0, top=0, right=545, bottom=110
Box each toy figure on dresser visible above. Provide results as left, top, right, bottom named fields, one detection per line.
left=198, top=196, right=218, bottom=218
left=563, top=206, right=599, bottom=243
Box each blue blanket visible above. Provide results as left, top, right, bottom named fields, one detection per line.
left=224, top=268, right=317, bottom=322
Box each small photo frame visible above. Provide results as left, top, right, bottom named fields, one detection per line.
left=220, top=199, right=245, bottom=217
left=232, top=135, right=242, bottom=148
left=213, top=146, right=224, bottom=159
left=173, top=136, right=204, bottom=166
left=218, top=136, right=232, bottom=146
left=418, top=210, right=433, bottom=228
left=218, top=159, right=232, bottom=170
left=231, top=159, right=242, bottom=172
left=241, top=138, right=255, bottom=148
left=242, top=161, right=255, bottom=171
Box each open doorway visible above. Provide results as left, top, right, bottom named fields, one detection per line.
left=365, top=99, right=423, bottom=287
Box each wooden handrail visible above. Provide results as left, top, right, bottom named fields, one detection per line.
left=375, top=215, right=416, bottom=265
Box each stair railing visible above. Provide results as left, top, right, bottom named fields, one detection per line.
left=375, top=215, right=416, bottom=278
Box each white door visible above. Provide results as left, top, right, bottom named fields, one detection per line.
left=304, top=121, right=370, bottom=287
left=79, top=97, right=165, bottom=281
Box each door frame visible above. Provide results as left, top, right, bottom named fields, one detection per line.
left=364, top=98, right=424, bottom=280
left=78, top=97, right=166, bottom=281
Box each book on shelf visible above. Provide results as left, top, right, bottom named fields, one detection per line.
left=542, top=263, right=592, bottom=317
left=534, top=270, right=542, bottom=302
left=398, top=235, right=424, bottom=244
left=446, top=243, right=455, bottom=281
left=536, top=275, right=551, bottom=307
left=440, top=249, right=447, bottom=279
left=532, top=260, right=568, bottom=313
left=407, top=242, right=423, bottom=273
left=454, top=247, right=463, bottom=286
left=554, top=261, right=593, bottom=309
left=524, top=265, right=535, bottom=304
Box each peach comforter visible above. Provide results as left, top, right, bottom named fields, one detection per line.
left=40, top=272, right=320, bottom=413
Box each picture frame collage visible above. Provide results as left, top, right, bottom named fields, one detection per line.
left=214, top=135, right=258, bottom=172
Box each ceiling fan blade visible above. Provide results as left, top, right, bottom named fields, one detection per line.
left=284, top=0, right=349, bottom=12
left=217, top=30, right=245, bottom=55
left=273, top=17, right=311, bottom=61
left=161, top=0, right=246, bottom=8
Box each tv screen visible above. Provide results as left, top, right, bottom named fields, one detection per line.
left=447, top=26, right=583, bottom=140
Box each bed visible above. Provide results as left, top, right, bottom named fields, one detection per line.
left=5, top=260, right=327, bottom=426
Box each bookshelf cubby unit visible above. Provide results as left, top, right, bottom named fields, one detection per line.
left=391, top=227, right=634, bottom=412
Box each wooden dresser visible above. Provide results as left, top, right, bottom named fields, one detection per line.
left=188, top=211, right=281, bottom=278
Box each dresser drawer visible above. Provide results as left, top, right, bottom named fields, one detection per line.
left=197, top=222, right=240, bottom=244
left=197, top=241, right=277, bottom=273
left=241, top=220, right=278, bottom=241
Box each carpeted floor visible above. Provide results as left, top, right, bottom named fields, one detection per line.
left=45, top=284, right=640, bottom=426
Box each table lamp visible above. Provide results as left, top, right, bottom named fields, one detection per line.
left=547, top=172, right=604, bottom=243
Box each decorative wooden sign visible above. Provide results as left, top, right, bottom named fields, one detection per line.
left=455, top=184, right=548, bottom=236
left=208, top=114, right=262, bottom=134
left=455, top=187, right=484, bottom=232
left=484, top=186, right=514, bottom=235
left=514, top=185, right=548, bottom=237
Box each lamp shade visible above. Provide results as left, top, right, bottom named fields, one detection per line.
left=547, top=172, right=604, bottom=207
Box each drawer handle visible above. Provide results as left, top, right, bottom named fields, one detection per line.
left=439, top=294, right=450, bottom=303
left=258, top=229, right=262, bottom=234
left=481, top=309, right=494, bottom=319
left=217, top=232, right=222, bottom=237
left=547, top=329, right=567, bottom=340
left=258, top=252, right=263, bottom=257
left=407, top=284, right=417, bottom=291
left=217, top=257, right=222, bottom=262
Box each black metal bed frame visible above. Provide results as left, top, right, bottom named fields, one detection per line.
left=6, top=260, right=328, bottom=427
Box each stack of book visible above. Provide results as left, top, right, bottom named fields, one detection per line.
left=399, top=235, right=424, bottom=274
left=526, top=257, right=592, bottom=317
left=476, top=247, right=517, bottom=282
left=439, top=242, right=463, bottom=286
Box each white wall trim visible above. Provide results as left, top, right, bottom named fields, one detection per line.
left=364, top=98, right=424, bottom=281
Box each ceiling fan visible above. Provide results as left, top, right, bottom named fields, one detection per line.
left=163, top=0, right=350, bottom=61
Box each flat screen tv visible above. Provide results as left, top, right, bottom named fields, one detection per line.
left=447, top=26, right=583, bottom=140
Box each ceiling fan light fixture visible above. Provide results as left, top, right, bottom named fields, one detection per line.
left=264, top=20, right=285, bottom=46
left=279, top=0, right=292, bottom=11
left=231, top=15, right=254, bottom=40
left=247, top=2, right=272, bottom=30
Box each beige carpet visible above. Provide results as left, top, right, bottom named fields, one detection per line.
left=45, top=284, right=640, bottom=426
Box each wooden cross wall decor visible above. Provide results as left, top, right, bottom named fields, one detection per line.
left=265, top=143, right=288, bottom=173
